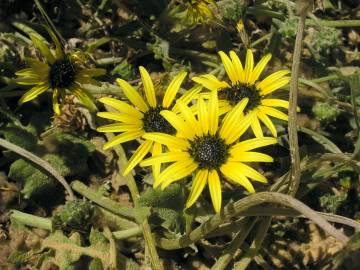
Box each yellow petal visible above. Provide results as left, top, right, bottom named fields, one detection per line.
left=29, top=34, right=55, bottom=64
left=257, top=110, right=277, bottom=137
left=96, top=112, right=143, bottom=124
left=249, top=53, right=272, bottom=84
left=98, top=97, right=143, bottom=118
left=157, top=159, right=198, bottom=189
left=244, top=49, right=254, bottom=84
left=116, top=78, right=149, bottom=112
left=198, top=98, right=209, bottom=134
left=122, top=140, right=153, bottom=176
left=259, top=77, right=290, bottom=95
left=152, top=142, right=162, bottom=186
left=139, top=66, right=157, bottom=107
left=235, top=162, right=268, bottom=183
left=160, top=110, right=195, bottom=139
left=208, top=170, right=222, bottom=213
left=229, top=50, right=245, bottom=83
left=174, top=85, right=203, bottom=112
left=219, top=98, right=249, bottom=141
left=140, top=152, right=189, bottom=166
left=229, top=151, right=273, bottom=162
left=71, top=86, right=97, bottom=112
left=261, top=99, right=289, bottom=110
left=218, top=51, right=237, bottom=84
left=230, top=137, right=277, bottom=152
left=52, top=88, right=61, bottom=115
left=15, top=68, right=36, bottom=76
left=96, top=123, right=142, bottom=133
left=185, top=169, right=208, bottom=209
left=174, top=100, right=200, bottom=135
left=257, top=70, right=290, bottom=92
left=208, top=90, right=219, bottom=135
left=15, top=76, right=42, bottom=85
left=250, top=115, right=263, bottom=138
left=103, top=130, right=145, bottom=150
left=19, top=83, right=50, bottom=104
left=224, top=112, right=254, bottom=144
left=163, top=71, right=187, bottom=108
left=220, top=163, right=255, bottom=193
left=78, top=68, right=106, bottom=77
left=143, top=133, right=189, bottom=150
left=260, top=106, right=288, bottom=121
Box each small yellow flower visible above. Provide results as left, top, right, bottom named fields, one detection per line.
left=140, top=91, right=277, bottom=213
left=184, top=0, right=216, bottom=25
left=192, top=50, right=291, bottom=137
left=236, top=19, right=244, bottom=32
left=16, top=30, right=105, bottom=115
left=97, top=67, right=201, bottom=179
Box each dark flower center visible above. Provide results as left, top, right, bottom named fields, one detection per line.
left=143, top=106, right=176, bottom=134
left=189, top=134, right=229, bottom=170
left=49, top=58, right=76, bottom=89
left=220, top=83, right=262, bottom=113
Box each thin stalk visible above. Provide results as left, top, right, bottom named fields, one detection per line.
left=10, top=210, right=52, bottom=230
left=102, top=115, right=163, bottom=270
left=307, top=19, right=360, bottom=28
left=113, top=226, right=143, bottom=240
left=0, top=138, right=75, bottom=200
left=250, top=32, right=273, bottom=48
left=288, top=0, right=309, bottom=196
left=233, top=217, right=272, bottom=270
left=211, top=218, right=257, bottom=270
left=71, top=180, right=134, bottom=219
left=155, top=192, right=349, bottom=250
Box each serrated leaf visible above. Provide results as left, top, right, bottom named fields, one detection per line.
left=1, top=125, right=38, bottom=152
left=299, top=126, right=342, bottom=153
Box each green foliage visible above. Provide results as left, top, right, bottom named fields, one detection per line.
left=278, top=18, right=299, bottom=40
left=7, top=249, right=32, bottom=265
left=111, top=60, right=135, bottom=80
left=139, top=184, right=185, bottom=231
left=52, top=200, right=94, bottom=232
left=312, top=102, right=340, bottom=122
left=319, top=193, right=347, bottom=213
left=311, top=27, right=342, bottom=54
left=7, top=131, right=95, bottom=198
left=219, top=0, right=244, bottom=22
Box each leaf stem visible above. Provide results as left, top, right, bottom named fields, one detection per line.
left=0, top=138, right=75, bottom=200
left=10, top=210, right=52, bottom=230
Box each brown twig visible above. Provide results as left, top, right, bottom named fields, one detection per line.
left=288, top=0, right=310, bottom=196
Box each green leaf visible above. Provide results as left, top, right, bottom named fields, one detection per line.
left=7, top=249, right=32, bottom=265
left=52, top=200, right=94, bottom=232
left=299, top=126, right=342, bottom=153
left=8, top=158, right=58, bottom=198
left=1, top=125, right=38, bottom=152
left=139, top=184, right=185, bottom=231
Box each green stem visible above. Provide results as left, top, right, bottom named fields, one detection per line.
left=113, top=226, right=143, bottom=240
left=307, top=19, right=360, bottom=28
left=104, top=129, right=163, bottom=270
left=233, top=217, right=272, bottom=270
left=10, top=210, right=52, bottom=230
left=211, top=218, right=257, bottom=270
left=155, top=192, right=349, bottom=250
left=71, top=180, right=134, bottom=219
left=250, top=32, right=273, bottom=48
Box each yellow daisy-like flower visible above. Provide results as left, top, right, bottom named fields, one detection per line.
left=192, top=49, right=291, bottom=137
left=16, top=31, right=105, bottom=115
left=140, top=91, right=277, bottom=213
left=183, top=0, right=216, bottom=25
left=97, top=67, right=201, bottom=179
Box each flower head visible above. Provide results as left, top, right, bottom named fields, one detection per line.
left=192, top=50, right=291, bottom=137
left=141, top=91, right=277, bottom=213
left=97, top=67, right=201, bottom=178
left=183, top=0, right=216, bottom=25
left=16, top=30, right=105, bottom=115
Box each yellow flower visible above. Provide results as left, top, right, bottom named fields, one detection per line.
left=140, top=91, right=277, bottom=213
left=16, top=31, right=105, bottom=115
left=236, top=19, right=244, bottom=32
left=192, top=49, right=291, bottom=137
left=97, top=67, right=201, bottom=178
left=184, top=0, right=216, bottom=25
